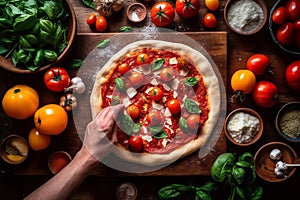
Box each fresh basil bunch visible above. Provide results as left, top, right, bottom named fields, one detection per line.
left=0, top=0, right=69, bottom=71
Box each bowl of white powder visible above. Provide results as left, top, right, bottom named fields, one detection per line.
left=224, top=0, right=267, bottom=35
left=224, top=107, right=263, bottom=146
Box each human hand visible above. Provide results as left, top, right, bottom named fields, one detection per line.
left=83, top=104, right=124, bottom=161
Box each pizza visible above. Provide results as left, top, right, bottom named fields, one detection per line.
left=90, top=40, right=220, bottom=166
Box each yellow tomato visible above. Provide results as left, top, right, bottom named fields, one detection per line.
left=2, top=85, right=39, bottom=119
left=28, top=128, right=51, bottom=151
left=34, top=104, right=68, bottom=135
left=231, top=69, right=256, bottom=94
left=205, top=0, right=219, bottom=11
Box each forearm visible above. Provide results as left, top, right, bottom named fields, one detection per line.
left=24, top=148, right=98, bottom=200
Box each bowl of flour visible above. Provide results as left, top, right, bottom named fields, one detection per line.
left=224, top=0, right=267, bottom=35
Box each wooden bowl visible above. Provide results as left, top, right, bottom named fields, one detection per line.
left=224, top=0, right=267, bottom=35
left=0, top=0, right=77, bottom=73
left=126, top=3, right=147, bottom=23
left=254, top=142, right=298, bottom=182
left=48, top=151, right=72, bottom=174
left=269, top=0, right=300, bottom=55
left=224, top=108, right=263, bottom=146
left=275, top=102, right=300, bottom=142
left=0, top=134, right=29, bottom=164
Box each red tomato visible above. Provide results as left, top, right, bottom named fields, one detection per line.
left=187, top=114, right=200, bottom=129
left=127, top=104, right=140, bottom=119
left=167, top=99, right=181, bottom=114
left=295, top=19, right=300, bottom=29
left=128, top=135, right=143, bottom=152
left=95, top=16, right=108, bottom=32
left=252, top=81, right=278, bottom=108
left=149, top=87, right=163, bottom=101
left=146, top=110, right=162, bottom=125
left=246, top=54, right=270, bottom=75
left=160, top=68, right=175, bottom=82
left=296, top=30, right=300, bottom=48
left=86, top=13, right=97, bottom=25
left=175, top=0, right=200, bottom=19
left=203, top=13, right=217, bottom=28
left=151, top=2, right=175, bottom=27
left=285, top=0, right=300, bottom=21
left=285, top=60, right=300, bottom=92
left=129, top=72, right=144, bottom=86
left=44, top=67, right=70, bottom=92
left=272, top=7, right=289, bottom=25
left=276, top=22, right=296, bottom=45
left=118, top=63, right=130, bottom=74
left=136, top=53, right=150, bottom=65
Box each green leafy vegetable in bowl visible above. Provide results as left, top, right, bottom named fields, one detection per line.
left=0, top=0, right=70, bottom=71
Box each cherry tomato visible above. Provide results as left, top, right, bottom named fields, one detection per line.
left=231, top=69, right=256, bottom=94
left=146, top=110, right=162, bottom=125
left=136, top=53, right=150, bottom=65
left=246, top=54, right=270, bottom=75
left=296, top=29, right=300, bottom=48
left=205, top=0, right=219, bottom=11
left=128, top=135, right=143, bottom=152
left=160, top=67, right=175, bottom=82
left=129, top=72, right=144, bottom=86
left=118, top=63, right=130, bottom=74
left=167, top=99, right=181, bottom=114
left=272, top=7, right=289, bottom=25
left=276, top=22, right=296, bottom=45
left=151, top=2, right=175, bottom=27
left=28, top=128, right=51, bottom=151
left=187, top=114, right=200, bottom=129
left=252, top=81, right=278, bottom=108
left=175, top=0, right=200, bottom=19
left=127, top=104, right=140, bottom=119
left=149, top=87, right=163, bottom=101
left=203, top=13, right=217, bottom=28
left=95, top=15, right=108, bottom=32
left=285, top=60, right=300, bottom=92
left=86, top=13, right=97, bottom=25
left=285, top=0, right=300, bottom=21
left=295, top=19, right=300, bottom=29
left=44, top=67, right=70, bottom=92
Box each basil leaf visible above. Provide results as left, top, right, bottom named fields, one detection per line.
left=132, top=123, right=141, bottom=133
left=81, top=0, right=96, bottom=10
left=184, top=77, right=199, bottom=87
left=112, top=96, right=119, bottom=106
left=152, top=58, right=164, bottom=71
left=68, top=59, right=83, bottom=69
left=179, top=117, right=188, bottom=130
left=119, top=26, right=132, bottom=32
left=13, top=14, right=36, bottom=32
left=114, top=78, right=126, bottom=93
left=184, top=98, right=201, bottom=114
left=118, top=113, right=140, bottom=135
left=97, top=39, right=110, bottom=49
left=150, top=127, right=168, bottom=139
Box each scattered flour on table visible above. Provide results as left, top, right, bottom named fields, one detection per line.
left=227, top=0, right=264, bottom=33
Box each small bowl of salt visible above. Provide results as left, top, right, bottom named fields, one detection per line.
left=224, top=107, right=264, bottom=146
left=224, top=0, right=268, bottom=35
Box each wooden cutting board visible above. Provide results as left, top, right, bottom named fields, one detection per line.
left=71, top=32, right=228, bottom=176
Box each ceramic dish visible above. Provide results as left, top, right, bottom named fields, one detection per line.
left=48, top=151, right=72, bottom=174
left=126, top=3, right=147, bottom=23
left=0, top=0, right=77, bottom=73
left=254, top=142, right=299, bottom=182
left=224, top=107, right=263, bottom=146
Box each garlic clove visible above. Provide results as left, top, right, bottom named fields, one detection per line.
left=71, top=77, right=83, bottom=85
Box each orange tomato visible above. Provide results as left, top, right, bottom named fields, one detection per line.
left=205, top=0, right=219, bottom=11
left=118, top=63, right=130, bottom=74
left=129, top=72, right=144, bottom=86
left=2, top=85, right=39, bottom=119
left=160, top=68, right=175, bottom=82
left=28, top=128, right=51, bottom=151
left=34, top=104, right=68, bottom=135
left=127, top=104, right=140, bottom=119
left=231, top=69, right=256, bottom=94
left=136, top=53, right=150, bottom=65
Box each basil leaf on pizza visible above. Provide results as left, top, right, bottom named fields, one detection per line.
left=90, top=40, right=221, bottom=166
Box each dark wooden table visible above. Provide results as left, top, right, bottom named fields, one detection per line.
left=1, top=0, right=300, bottom=199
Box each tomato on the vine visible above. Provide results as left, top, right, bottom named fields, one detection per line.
left=252, top=81, right=278, bottom=108
left=167, top=99, right=181, bottom=114
left=149, top=87, right=163, bottom=101
left=175, top=0, right=200, bottom=19
left=246, top=54, right=270, bottom=75
left=203, top=13, right=217, bottom=28
left=44, top=67, right=70, bottom=92
left=127, top=104, right=140, bottom=119
left=285, top=60, right=300, bottom=92
left=205, top=0, right=219, bottom=11
left=86, top=13, right=97, bottom=25
left=272, top=7, right=288, bottom=25
left=95, top=15, right=108, bottom=32
left=151, top=2, right=175, bottom=27
left=128, top=135, right=143, bottom=152
left=187, top=114, right=200, bottom=129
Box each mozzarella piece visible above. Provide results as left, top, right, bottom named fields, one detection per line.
left=153, top=70, right=161, bottom=76
left=180, top=68, right=190, bottom=76
left=150, top=78, right=158, bottom=86
left=173, top=91, right=178, bottom=98
left=169, top=57, right=178, bottom=65
left=152, top=102, right=164, bottom=110
left=162, top=84, right=171, bottom=91
left=142, top=135, right=152, bottom=142
left=106, top=95, right=112, bottom=99
left=122, top=97, right=131, bottom=107
left=162, top=138, right=168, bottom=147
left=132, top=68, right=141, bottom=73
left=164, top=107, right=172, bottom=117
left=142, top=126, right=148, bottom=134
left=165, top=118, right=172, bottom=125
left=162, top=96, right=167, bottom=103
left=145, top=86, right=154, bottom=94
left=127, top=87, right=137, bottom=98
left=171, top=78, right=180, bottom=90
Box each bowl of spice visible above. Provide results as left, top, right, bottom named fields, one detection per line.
left=126, top=3, right=147, bottom=23
left=224, top=107, right=263, bottom=146
left=224, top=0, right=267, bottom=35
left=275, top=102, right=300, bottom=142
left=254, top=142, right=298, bottom=182
left=48, top=151, right=72, bottom=174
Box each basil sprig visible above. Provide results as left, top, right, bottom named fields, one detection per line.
left=184, top=99, right=201, bottom=114
left=118, top=113, right=141, bottom=135
left=114, top=78, right=126, bottom=93
left=184, top=77, right=199, bottom=87
left=152, top=58, right=165, bottom=71
left=149, top=127, right=168, bottom=139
